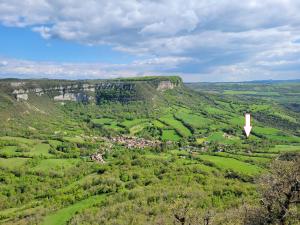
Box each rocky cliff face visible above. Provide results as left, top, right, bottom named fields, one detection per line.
left=7, top=76, right=182, bottom=103
left=157, top=80, right=176, bottom=91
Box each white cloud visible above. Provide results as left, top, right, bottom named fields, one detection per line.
left=1, top=0, right=300, bottom=81
left=0, top=57, right=190, bottom=79
left=1, top=56, right=299, bottom=82
left=1, top=0, right=300, bottom=46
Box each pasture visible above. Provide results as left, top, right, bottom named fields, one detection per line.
left=198, top=154, right=263, bottom=176
left=159, top=114, right=191, bottom=137
left=42, top=195, right=106, bottom=225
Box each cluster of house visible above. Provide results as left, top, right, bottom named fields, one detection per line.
left=110, top=136, right=161, bottom=149
left=90, top=136, right=161, bottom=163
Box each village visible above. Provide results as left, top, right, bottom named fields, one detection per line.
left=91, top=135, right=162, bottom=163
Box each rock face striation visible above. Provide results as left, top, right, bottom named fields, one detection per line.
left=6, top=76, right=182, bottom=103
left=157, top=80, right=176, bottom=91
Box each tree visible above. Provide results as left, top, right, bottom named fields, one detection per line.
left=244, top=154, right=300, bottom=225
left=171, top=197, right=214, bottom=225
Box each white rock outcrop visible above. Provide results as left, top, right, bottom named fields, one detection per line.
left=54, top=93, right=77, bottom=101
left=157, top=81, right=175, bottom=91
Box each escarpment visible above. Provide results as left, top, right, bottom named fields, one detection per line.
left=3, top=76, right=182, bottom=103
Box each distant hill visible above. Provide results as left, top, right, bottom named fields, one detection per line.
left=186, top=80, right=300, bottom=105
left=0, top=75, right=299, bottom=142
left=185, top=79, right=300, bottom=85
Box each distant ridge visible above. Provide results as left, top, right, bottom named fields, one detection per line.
left=185, top=79, right=300, bottom=84
left=243, top=79, right=300, bottom=84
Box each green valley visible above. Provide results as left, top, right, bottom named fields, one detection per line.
left=0, top=76, right=299, bottom=225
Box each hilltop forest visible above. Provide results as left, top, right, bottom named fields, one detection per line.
left=0, top=76, right=299, bottom=225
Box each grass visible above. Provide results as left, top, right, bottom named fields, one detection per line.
left=159, top=114, right=191, bottom=137
left=0, top=136, right=36, bottom=144
left=152, top=120, right=166, bottom=128
left=63, top=136, right=85, bottom=144
left=0, top=157, right=30, bottom=170
left=92, top=118, right=113, bottom=125
left=230, top=116, right=244, bottom=127
left=48, top=140, right=62, bottom=148
left=42, top=195, right=106, bottom=225
left=129, top=122, right=150, bottom=135
left=0, top=145, right=18, bottom=155
left=269, top=145, right=300, bottom=153
left=121, top=119, right=148, bottom=128
left=270, top=136, right=300, bottom=143
left=31, top=143, right=52, bottom=157
left=103, top=123, right=125, bottom=132
left=215, top=152, right=271, bottom=166
left=161, top=130, right=181, bottom=141
left=253, top=127, right=300, bottom=142
left=204, top=106, right=228, bottom=115
left=207, top=132, right=225, bottom=142
left=175, top=111, right=212, bottom=129
left=32, top=159, right=80, bottom=175
left=254, top=127, right=281, bottom=135
left=198, top=154, right=263, bottom=176
left=0, top=142, right=52, bottom=158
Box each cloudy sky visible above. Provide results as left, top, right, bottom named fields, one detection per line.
left=1, top=0, right=300, bottom=82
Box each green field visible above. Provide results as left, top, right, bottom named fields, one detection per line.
left=31, top=159, right=80, bottom=175
left=159, top=114, right=192, bottom=137
left=161, top=129, right=181, bottom=141
left=31, top=143, right=52, bottom=157
left=0, top=157, right=30, bottom=170
left=0, top=139, right=53, bottom=157
left=92, top=118, right=113, bottom=125
left=152, top=120, right=166, bottom=128
left=269, top=144, right=300, bottom=153
left=42, top=195, right=106, bottom=225
left=121, top=118, right=148, bottom=128
left=207, top=132, right=225, bottom=142
left=198, top=154, right=263, bottom=176
left=175, top=110, right=212, bottom=129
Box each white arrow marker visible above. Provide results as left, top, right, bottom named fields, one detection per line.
left=244, top=113, right=252, bottom=138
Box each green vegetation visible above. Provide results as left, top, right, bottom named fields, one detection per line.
left=162, top=129, right=181, bottom=141
left=198, top=154, right=263, bottom=176
left=42, top=195, right=105, bottom=225
left=159, top=114, right=192, bottom=137
left=269, top=144, right=300, bottom=153
left=0, top=77, right=300, bottom=224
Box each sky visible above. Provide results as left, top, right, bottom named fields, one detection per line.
left=1, top=0, right=300, bottom=82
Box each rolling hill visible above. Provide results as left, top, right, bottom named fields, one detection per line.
left=0, top=76, right=299, bottom=225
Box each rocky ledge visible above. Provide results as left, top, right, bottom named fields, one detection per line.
left=8, top=76, right=182, bottom=103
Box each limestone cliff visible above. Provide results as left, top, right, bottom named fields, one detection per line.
left=4, top=76, right=182, bottom=103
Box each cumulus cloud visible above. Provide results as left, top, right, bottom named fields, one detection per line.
left=1, top=0, right=300, bottom=81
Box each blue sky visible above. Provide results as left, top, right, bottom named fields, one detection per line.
left=0, top=0, right=300, bottom=82
left=0, top=26, right=135, bottom=63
